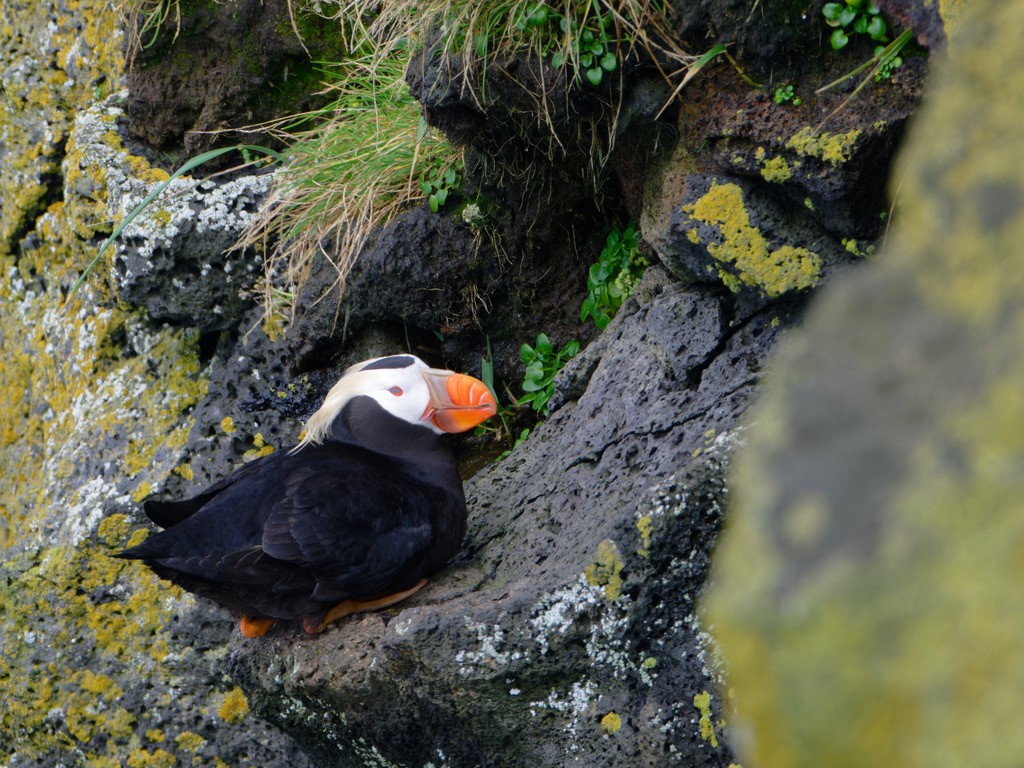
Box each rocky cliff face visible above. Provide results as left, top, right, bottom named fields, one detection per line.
left=705, top=3, right=1024, bottom=768
left=0, top=0, right=950, bottom=766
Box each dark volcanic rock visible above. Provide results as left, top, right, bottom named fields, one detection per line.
left=286, top=184, right=604, bottom=390
left=705, top=3, right=1024, bottom=768
left=229, top=266, right=802, bottom=767
left=653, top=172, right=855, bottom=313
left=124, top=0, right=347, bottom=160
left=112, top=172, right=271, bottom=331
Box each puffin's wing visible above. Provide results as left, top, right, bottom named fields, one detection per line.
left=143, top=456, right=277, bottom=529
left=259, top=463, right=438, bottom=601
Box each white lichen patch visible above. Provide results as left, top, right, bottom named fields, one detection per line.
left=455, top=619, right=528, bottom=675
left=528, top=679, right=598, bottom=753
left=530, top=575, right=603, bottom=655
left=62, top=476, right=133, bottom=549
left=65, top=97, right=271, bottom=295
left=529, top=574, right=636, bottom=681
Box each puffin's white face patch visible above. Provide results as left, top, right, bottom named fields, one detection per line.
left=300, top=355, right=442, bottom=446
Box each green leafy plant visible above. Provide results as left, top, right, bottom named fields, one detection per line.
left=519, top=333, right=580, bottom=414
left=512, top=2, right=620, bottom=87
left=823, top=1, right=889, bottom=50
left=772, top=84, right=801, bottom=106
left=872, top=44, right=903, bottom=79
left=580, top=221, right=648, bottom=330
left=419, top=163, right=460, bottom=212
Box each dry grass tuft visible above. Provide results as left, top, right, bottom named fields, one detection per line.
left=235, top=46, right=461, bottom=332
left=237, top=0, right=697, bottom=331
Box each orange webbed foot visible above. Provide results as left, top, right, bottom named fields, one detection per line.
left=302, top=578, right=429, bottom=635
left=239, top=616, right=276, bottom=638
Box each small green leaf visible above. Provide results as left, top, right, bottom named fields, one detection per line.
left=600, top=52, right=617, bottom=72
left=586, top=67, right=603, bottom=85
left=831, top=28, right=849, bottom=49
left=839, top=6, right=857, bottom=26
left=535, top=333, right=552, bottom=355
left=435, top=188, right=448, bottom=207
left=853, top=15, right=868, bottom=34
left=526, top=4, right=548, bottom=26
left=822, top=2, right=843, bottom=21
left=867, top=15, right=887, bottom=39
left=551, top=51, right=565, bottom=68
left=444, top=169, right=457, bottom=185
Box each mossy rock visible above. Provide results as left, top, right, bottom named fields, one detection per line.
left=705, top=3, right=1024, bottom=768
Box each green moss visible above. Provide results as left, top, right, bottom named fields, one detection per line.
left=684, top=182, right=822, bottom=297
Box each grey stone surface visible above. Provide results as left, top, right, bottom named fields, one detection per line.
left=229, top=267, right=801, bottom=767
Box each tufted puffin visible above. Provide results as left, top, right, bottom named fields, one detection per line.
left=117, top=354, right=497, bottom=637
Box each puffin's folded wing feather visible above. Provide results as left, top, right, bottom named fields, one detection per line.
left=146, top=547, right=316, bottom=596
left=260, top=465, right=436, bottom=600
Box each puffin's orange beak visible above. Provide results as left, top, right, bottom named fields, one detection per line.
left=421, top=369, right=498, bottom=433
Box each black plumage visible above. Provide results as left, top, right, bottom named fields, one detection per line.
left=116, top=355, right=496, bottom=635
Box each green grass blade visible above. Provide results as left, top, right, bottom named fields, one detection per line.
left=656, top=43, right=728, bottom=118
left=814, top=29, right=913, bottom=131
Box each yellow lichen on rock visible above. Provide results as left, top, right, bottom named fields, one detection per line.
left=636, top=514, right=653, bottom=558
left=786, top=127, right=862, bottom=166
left=759, top=155, right=793, bottom=183
left=684, top=182, right=822, bottom=297
left=584, top=539, right=624, bottom=600
left=0, top=0, right=249, bottom=764
left=694, top=691, right=719, bottom=747
left=705, top=4, right=1024, bottom=768
left=600, top=711, right=622, bottom=734
left=217, top=687, right=250, bottom=724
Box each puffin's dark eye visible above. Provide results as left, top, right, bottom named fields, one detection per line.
left=388, top=386, right=404, bottom=396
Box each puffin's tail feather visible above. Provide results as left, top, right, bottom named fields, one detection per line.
left=143, top=498, right=206, bottom=529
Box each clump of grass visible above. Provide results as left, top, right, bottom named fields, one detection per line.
left=337, top=0, right=697, bottom=137
left=237, top=46, right=462, bottom=329
left=120, top=0, right=182, bottom=58
left=239, top=1, right=708, bottom=328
